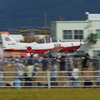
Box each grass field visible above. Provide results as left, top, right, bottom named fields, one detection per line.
left=0, top=88, right=100, bottom=100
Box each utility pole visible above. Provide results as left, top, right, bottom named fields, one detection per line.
left=44, top=12, right=47, bottom=36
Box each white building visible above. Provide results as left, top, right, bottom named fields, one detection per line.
left=50, top=13, right=100, bottom=57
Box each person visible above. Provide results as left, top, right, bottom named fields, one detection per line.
left=49, top=61, right=57, bottom=81
left=71, top=66, right=79, bottom=86
left=59, top=56, right=66, bottom=71
left=92, top=56, right=100, bottom=85
left=73, top=55, right=79, bottom=68
left=41, top=55, right=51, bottom=84
left=0, top=64, right=4, bottom=87
left=82, top=53, right=91, bottom=80
left=19, top=56, right=25, bottom=63
left=25, top=61, right=34, bottom=86
left=0, top=58, right=3, bottom=66
left=14, top=59, right=25, bottom=82
left=13, top=77, right=22, bottom=89
left=66, top=62, right=72, bottom=86
left=27, top=55, right=34, bottom=66
left=59, top=56, right=66, bottom=85
left=67, top=56, right=73, bottom=67
left=33, top=63, right=39, bottom=86
left=41, top=55, right=51, bottom=71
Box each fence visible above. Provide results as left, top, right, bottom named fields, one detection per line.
left=0, top=71, right=100, bottom=89
left=0, top=57, right=100, bottom=88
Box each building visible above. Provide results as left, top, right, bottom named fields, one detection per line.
left=50, top=13, right=100, bottom=57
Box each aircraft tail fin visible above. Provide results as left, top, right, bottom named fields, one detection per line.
left=0, top=32, right=18, bottom=48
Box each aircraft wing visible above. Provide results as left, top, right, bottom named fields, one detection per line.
left=50, top=46, right=64, bottom=57
left=44, top=50, right=50, bottom=55
left=44, top=46, right=64, bottom=57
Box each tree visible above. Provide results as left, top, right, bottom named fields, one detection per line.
left=88, top=33, right=97, bottom=44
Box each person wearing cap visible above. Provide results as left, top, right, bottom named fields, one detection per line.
left=82, top=53, right=91, bottom=80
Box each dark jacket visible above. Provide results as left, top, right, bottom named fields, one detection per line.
left=82, top=57, right=91, bottom=68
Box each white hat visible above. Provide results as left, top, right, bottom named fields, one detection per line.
left=15, top=59, right=19, bottom=61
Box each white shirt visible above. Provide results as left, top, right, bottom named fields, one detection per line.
left=72, top=68, right=79, bottom=79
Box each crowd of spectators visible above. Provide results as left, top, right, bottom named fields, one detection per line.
left=0, top=53, right=100, bottom=88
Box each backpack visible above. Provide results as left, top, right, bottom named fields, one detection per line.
left=84, top=80, right=92, bottom=86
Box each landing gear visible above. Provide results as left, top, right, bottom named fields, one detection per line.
left=49, top=55, right=58, bottom=61
left=30, top=53, right=34, bottom=57
left=49, top=55, right=54, bottom=58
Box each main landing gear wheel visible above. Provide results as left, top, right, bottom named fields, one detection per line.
left=30, top=53, right=34, bottom=57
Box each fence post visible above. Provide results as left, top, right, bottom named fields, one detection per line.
left=47, top=71, right=51, bottom=89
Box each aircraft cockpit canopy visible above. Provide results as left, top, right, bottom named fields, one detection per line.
left=35, top=38, right=45, bottom=44
left=35, top=37, right=62, bottom=44
left=51, top=37, right=62, bottom=42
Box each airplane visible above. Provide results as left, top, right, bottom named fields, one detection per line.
left=0, top=32, right=84, bottom=57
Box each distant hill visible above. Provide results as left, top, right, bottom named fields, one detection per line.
left=0, top=0, right=100, bottom=32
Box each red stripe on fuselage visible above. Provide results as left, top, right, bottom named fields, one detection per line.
left=4, top=49, right=52, bottom=54
left=4, top=46, right=80, bottom=54
left=60, top=46, right=80, bottom=53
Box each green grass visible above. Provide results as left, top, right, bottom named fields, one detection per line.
left=0, top=88, right=100, bottom=100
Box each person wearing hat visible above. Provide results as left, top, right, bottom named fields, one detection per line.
left=82, top=53, right=91, bottom=80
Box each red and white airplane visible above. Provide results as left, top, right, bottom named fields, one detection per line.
left=1, top=32, right=84, bottom=57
